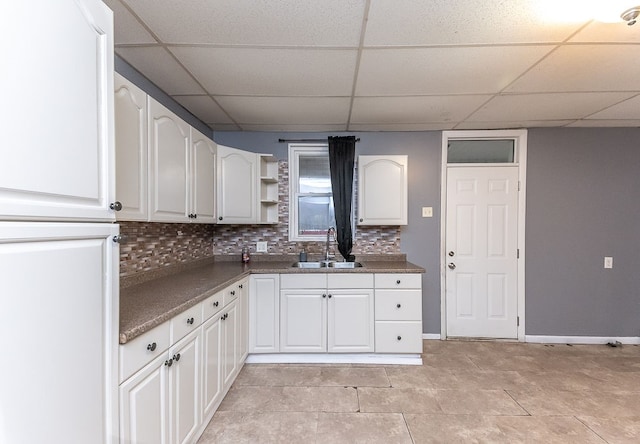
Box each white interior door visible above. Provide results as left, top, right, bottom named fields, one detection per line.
left=445, top=166, right=519, bottom=339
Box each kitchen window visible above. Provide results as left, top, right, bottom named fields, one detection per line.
left=288, top=144, right=335, bottom=241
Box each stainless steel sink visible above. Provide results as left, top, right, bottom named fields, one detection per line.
left=291, top=261, right=323, bottom=268
left=327, top=261, right=363, bottom=268
left=291, top=261, right=363, bottom=269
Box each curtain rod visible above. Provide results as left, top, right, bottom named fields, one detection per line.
left=278, top=138, right=360, bottom=143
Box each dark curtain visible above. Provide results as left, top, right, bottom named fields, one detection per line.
left=328, top=136, right=356, bottom=262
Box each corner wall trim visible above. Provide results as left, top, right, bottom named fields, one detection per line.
left=525, top=335, right=640, bottom=345
left=423, top=334, right=442, bottom=340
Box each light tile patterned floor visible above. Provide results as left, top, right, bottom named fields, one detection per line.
left=198, top=340, right=640, bottom=443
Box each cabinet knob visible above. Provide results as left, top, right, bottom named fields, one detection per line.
left=109, top=201, right=122, bottom=211
left=165, top=359, right=173, bottom=367
left=173, top=353, right=181, bottom=362
left=396, top=280, right=401, bottom=285
left=218, top=216, right=223, bottom=221
left=397, top=303, right=401, bottom=308
left=328, top=294, right=332, bottom=298
left=397, top=336, right=402, bottom=341
left=359, top=218, right=363, bottom=222
left=147, top=342, right=157, bottom=352
left=187, top=317, right=194, bottom=325
left=322, top=294, right=327, bottom=298
left=193, top=214, right=197, bottom=219
left=213, top=301, right=219, bottom=307
left=231, top=291, right=235, bottom=296
left=112, top=235, right=122, bottom=244
left=239, top=284, right=243, bottom=289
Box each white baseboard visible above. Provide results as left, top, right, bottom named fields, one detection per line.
left=246, top=353, right=423, bottom=365
left=422, top=334, right=442, bottom=340
left=525, top=335, right=640, bottom=345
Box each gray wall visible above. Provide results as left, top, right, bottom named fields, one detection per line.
left=216, top=128, right=640, bottom=337
left=526, top=128, right=640, bottom=337
left=115, top=55, right=213, bottom=138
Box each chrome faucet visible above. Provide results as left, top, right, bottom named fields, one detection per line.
left=325, top=227, right=335, bottom=262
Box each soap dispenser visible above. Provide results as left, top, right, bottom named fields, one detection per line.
left=299, top=249, right=307, bottom=262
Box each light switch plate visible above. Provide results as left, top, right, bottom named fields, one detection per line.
left=604, top=256, right=613, bottom=269
left=422, top=207, right=433, bottom=218
left=256, top=241, right=268, bottom=253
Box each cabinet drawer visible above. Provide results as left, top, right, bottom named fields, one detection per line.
left=327, top=273, right=373, bottom=289
left=171, top=303, right=202, bottom=343
left=374, top=290, right=422, bottom=321
left=202, top=291, right=224, bottom=320
left=120, top=321, right=171, bottom=383
left=281, top=273, right=327, bottom=289
left=375, top=321, right=422, bottom=353
left=375, top=273, right=421, bottom=289
left=223, top=282, right=241, bottom=305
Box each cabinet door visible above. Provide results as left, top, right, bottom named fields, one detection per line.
left=221, top=300, right=239, bottom=387
left=115, top=73, right=148, bottom=221
left=0, top=222, right=119, bottom=444
left=0, top=0, right=115, bottom=221
left=148, top=98, right=190, bottom=222
left=201, top=313, right=223, bottom=420
left=190, top=128, right=216, bottom=223
left=328, top=289, right=375, bottom=353
left=169, top=329, right=201, bottom=444
left=236, top=278, right=250, bottom=362
left=358, top=155, right=408, bottom=225
left=249, top=274, right=280, bottom=353
left=119, top=353, right=170, bottom=444
left=280, top=290, right=326, bottom=352
left=216, top=145, right=257, bottom=224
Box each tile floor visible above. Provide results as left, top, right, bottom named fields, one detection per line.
left=198, top=340, right=640, bottom=443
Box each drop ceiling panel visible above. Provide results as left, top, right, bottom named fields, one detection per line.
left=568, top=119, right=640, bottom=127
left=116, top=47, right=205, bottom=95
left=456, top=120, right=575, bottom=130
left=241, top=124, right=348, bottom=132
left=121, top=0, right=365, bottom=46
left=585, top=95, right=640, bottom=119
left=468, top=92, right=635, bottom=121
left=356, top=46, right=553, bottom=96
left=506, top=45, right=640, bottom=93
left=350, top=95, right=491, bottom=124
left=103, top=0, right=157, bottom=45
left=171, top=47, right=357, bottom=96
left=349, top=123, right=457, bottom=131
left=215, top=97, right=351, bottom=125
left=365, top=0, right=587, bottom=46
left=172, top=95, right=234, bottom=124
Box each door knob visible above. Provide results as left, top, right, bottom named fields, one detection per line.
left=448, top=262, right=456, bottom=270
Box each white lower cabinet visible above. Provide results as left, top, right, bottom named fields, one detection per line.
left=120, top=327, right=200, bottom=444
left=249, top=274, right=280, bottom=353
left=120, top=278, right=248, bottom=443
left=374, top=273, right=423, bottom=353
left=279, top=273, right=375, bottom=353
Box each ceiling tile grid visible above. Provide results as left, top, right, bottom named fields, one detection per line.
left=105, top=0, right=640, bottom=131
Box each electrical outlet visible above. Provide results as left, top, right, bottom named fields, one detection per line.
left=422, top=207, right=433, bottom=218
left=256, top=241, right=268, bottom=253
left=604, top=257, right=613, bottom=269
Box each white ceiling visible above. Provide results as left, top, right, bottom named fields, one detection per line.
left=104, top=0, right=640, bottom=132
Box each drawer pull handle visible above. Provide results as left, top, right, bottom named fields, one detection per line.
left=187, top=317, right=194, bottom=325
left=213, top=301, right=219, bottom=307
left=396, top=280, right=401, bottom=285
left=397, top=303, right=401, bottom=308
left=397, top=336, right=402, bottom=341
left=147, top=342, right=157, bottom=352
left=173, top=353, right=181, bottom=362
left=165, top=358, right=173, bottom=367
left=221, top=313, right=228, bottom=320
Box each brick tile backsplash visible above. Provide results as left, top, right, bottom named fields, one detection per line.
left=119, top=160, right=400, bottom=276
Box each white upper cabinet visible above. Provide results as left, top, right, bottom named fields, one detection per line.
left=190, top=128, right=216, bottom=223
left=0, top=0, right=115, bottom=221
left=114, top=73, right=148, bottom=221
left=357, top=155, right=408, bottom=226
left=216, top=145, right=257, bottom=224
left=148, top=97, right=190, bottom=223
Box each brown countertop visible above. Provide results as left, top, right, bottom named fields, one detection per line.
left=119, top=256, right=425, bottom=344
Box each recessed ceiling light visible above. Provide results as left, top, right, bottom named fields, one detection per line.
left=621, top=6, right=640, bottom=25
